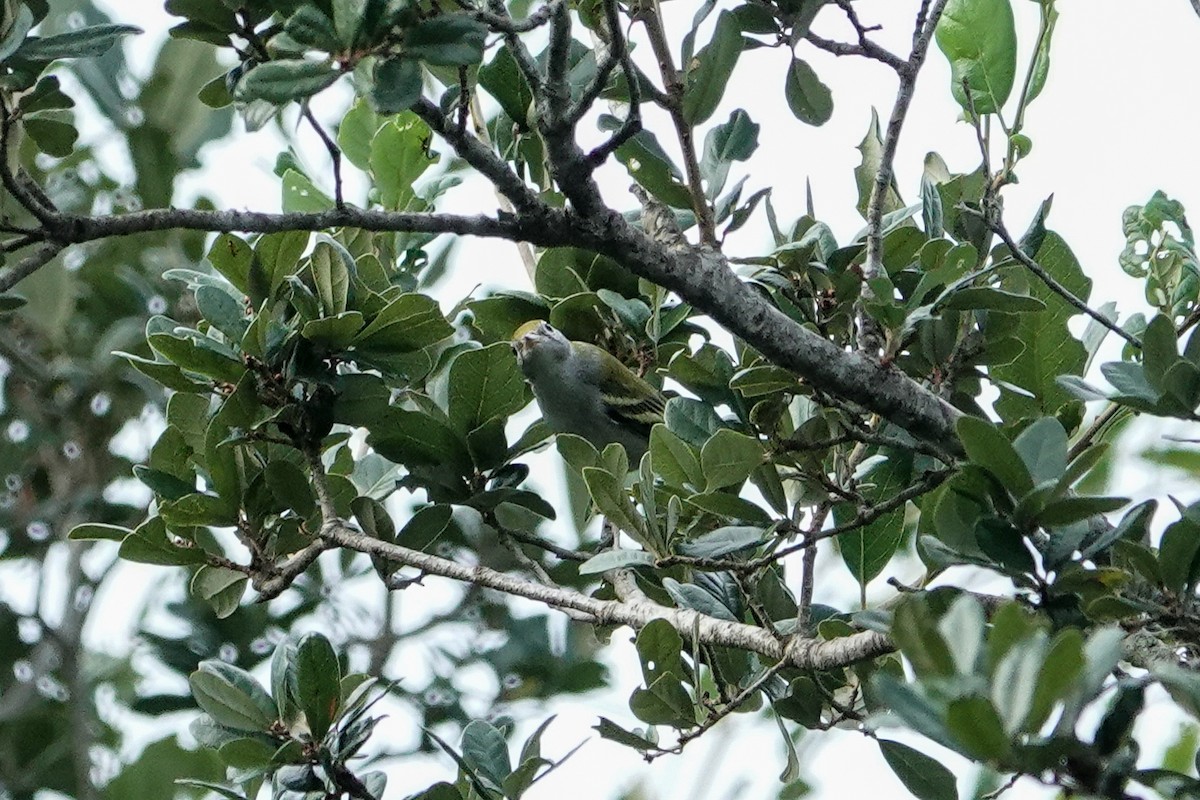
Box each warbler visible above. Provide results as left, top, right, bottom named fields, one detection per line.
left=512, top=321, right=665, bottom=463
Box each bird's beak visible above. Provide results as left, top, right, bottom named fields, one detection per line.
left=513, top=333, right=534, bottom=359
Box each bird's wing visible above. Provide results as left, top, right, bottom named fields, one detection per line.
left=598, top=374, right=666, bottom=438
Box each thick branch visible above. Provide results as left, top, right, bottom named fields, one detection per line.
left=0, top=207, right=560, bottom=294
left=574, top=211, right=964, bottom=451
left=324, top=523, right=893, bottom=670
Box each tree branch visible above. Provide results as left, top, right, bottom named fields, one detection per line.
left=323, top=523, right=892, bottom=670
left=576, top=214, right=964, bottom=451
left=0, top=242, right=62, bottom=293
left=863, top=0, right=951, bottom=284
left=984, top=214, right=1143, bottom=350
left=635, top=3, right=716, bottom=247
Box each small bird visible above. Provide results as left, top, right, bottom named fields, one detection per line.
left=512, top=321, right=665, bottom=464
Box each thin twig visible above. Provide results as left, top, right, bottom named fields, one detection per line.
left=797, top=504, right=829, bottom=628
left=585, top=0, right=644, bottom=167
left=803, top=31, right=906, bottom=72
left=468, top=0, right=554, bottom=34
left=777, top=429, right=954, bottom=463
left=1067, top=403, right=1127, bottom=461
left=862, top=0, right=951, bottom=282
left=456, top=66, right=470, bottom=137
left=503, top=528, right=588, bottom=562
left=804, top=0, right=906, bottom=72
left=467, top=91, right=539, bottom=283
left=635, top=3, right=716, bottom=246
left=0, top=100, right=57, bottom=225
left=0, top=242, right=62, bottom=293
left=485, top=0, right=544, bottom=90
left=299, top=105, right=344, bottom=210
left=857, top=0, right=950, bottom=357
left=648, top=657, right=790, bottom=759
left=985, top=214, right=1142, bottom=350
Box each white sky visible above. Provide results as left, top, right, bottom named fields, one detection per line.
left=73, top=1, right=1200, bottom=799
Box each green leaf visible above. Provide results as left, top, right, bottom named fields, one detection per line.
left=1012, top=417, right=1067, bottom=485
left=956, top=416, right=1033, bottom=496
left=265, top=460, right=316, bottom=517
left=578, top=549, right=656, bottom=575
left=598, top=115, right=693, bottom=209
left=285, top=6, right=341, bottom=50
left=446, top=343, right=528, bottom=434
left=870, top=674, right=954, bottom=749
left=236, top=59, right=340, bottom=104
left=593, top=718, right=656, bottom=752
left=24, top=117, right=77, bottom=156
left=664, top=397, right=723, bottom=448
left=676, top=526, right=764, bottom=559
left=399, top=504, right=455, bottom=542
left=282, top=168, right=334, bottom=212
left=460, top=721, right=511, bottom=789
left=635, top=619, right=686, bottom=685
left=941, top=286, right=1045, bottom=312
left=479, top=44, right=534, bottom=126
left=353, top=293, right=451, bottom=353
left=890, top=596, right=955, bottom=678
left=1025, top=3, right=1058, bottom=104
left=1026, top=628, right=1084, bottom=732
left=992, top=241, right=1090, bottom=423
left=159, top=492, right=238, bottom=527
left=729, top=365, right=799, bottom=397
left=1035, top=495, right=1129, bottom=527
left=878, top=740, right=958, bottom=800
left=15, top=23, right=141, bottom=61
left=332, top=0, right=365, bottom=46
left=189, top=660, right=277, bottom=732
left=681, top=11, right=742, bottom=126
left=0, top=6, right=34, bottom=63
left=783, top=56, right=832, bottom=126
left=582, top=466, right=654, bottom=552
left=630, top=673, right=694, bottom=727
left=119, top=518, right=208, bottom=566
left=0, top=293, right=27, bottom=314
left=1158, top=514, right=1200, bottom=594
left=292, top=632, right=341, bottom=740
left=836, top=451, right=913, bottom=585
left=148, top=331, right=245, bottom=383
left=310, top=241, right=351, bottom=316
left=700, top=108, right=759, bottom=199
left=404, top=14, right=486, bottom=66
left=935, top=0, right=1018, bottom=115
left=699, top=429, right=762, bottom=490
left=68, top=523, right=131, bottom=542
left=337, top=99, right=382, bottom=171
left=946, top=696, right=1011, bottom=760
left=371, top=57, right=422, bottom=114
left=854, top=108, right=903, bottom=219
left=302, top=311, right=364, bottom=349
left=368, top=409, right=468, bottom=470
left=190, top=566, right=248, bottom=619
left=195, top=285, right=248, bottom=342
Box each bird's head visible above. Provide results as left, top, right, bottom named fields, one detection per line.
left=512, top=320, right=571, bottom=376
